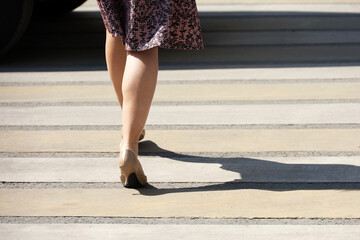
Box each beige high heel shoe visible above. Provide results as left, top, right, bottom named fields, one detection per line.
left=138, top=129, right=145, bottom=141
left=119, top=148, right=148, bottom=188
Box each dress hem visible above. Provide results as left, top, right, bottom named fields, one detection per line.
left=110, top=32, right=205, bottom=52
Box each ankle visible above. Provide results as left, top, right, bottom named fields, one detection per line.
left=120, top=142, right=138, bottom=155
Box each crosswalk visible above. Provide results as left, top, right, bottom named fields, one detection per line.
left=1, top=66, right=360, bottom=237
left=1, top=0, right=360, bottom=238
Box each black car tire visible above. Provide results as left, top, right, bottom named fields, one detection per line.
left=0, top=0, right=34, bottom=55
left=33, top=0, right=88, bottom=16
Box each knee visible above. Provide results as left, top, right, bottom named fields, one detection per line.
left=126, top=47, right=158, bottom=59
left=106, top=31, right=123, bottom=44
left=105, top=30, right=113, bottom=39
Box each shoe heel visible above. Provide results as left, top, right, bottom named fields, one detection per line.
left=119, top=149, right=147, bottom=188
left=139, top=129, right=145, bottom=141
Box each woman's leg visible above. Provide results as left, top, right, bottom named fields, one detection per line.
left=105, top=30, right=127, bottom=107
left=121, top=47, right=159, bottom=155
left=105, top=30, right=158, bottom=155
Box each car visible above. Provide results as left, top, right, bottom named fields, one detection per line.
left=0, top=0, right=87, bottom=56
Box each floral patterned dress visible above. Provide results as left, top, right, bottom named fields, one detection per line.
left=96, top=0, right=204, bottom=51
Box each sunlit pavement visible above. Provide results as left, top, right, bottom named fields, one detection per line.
left=0, top=0, right=360, bottom=239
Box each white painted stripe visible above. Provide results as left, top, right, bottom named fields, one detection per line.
left=80, top=2, right=360, bottom=13
left=1, top=103, right=359, bottom=125
left=1, top=66, right=360, bottom=83
left=1, top=224, right=360, bottom=240
left=1, top=157, right=359, bottom=183
left=2, top=83, right=359, bottom=103
left=197, top=3, right=360, bottom=13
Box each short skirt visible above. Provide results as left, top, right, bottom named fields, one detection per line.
left=96, top=0, right=205, bottom=51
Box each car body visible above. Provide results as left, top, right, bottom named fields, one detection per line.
left=0, top=0, right=88, bottom=55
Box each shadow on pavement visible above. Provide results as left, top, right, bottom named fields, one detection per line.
left=136, top=140, right=360, bottom=196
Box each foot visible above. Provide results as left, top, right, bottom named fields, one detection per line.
left=119, top=147, right=147, bottom=188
